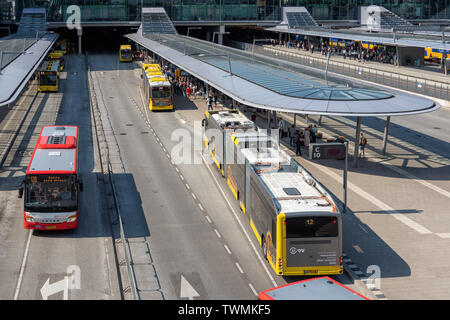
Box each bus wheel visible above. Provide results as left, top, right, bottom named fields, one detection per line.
left=262, top=236, right=268, bottom=261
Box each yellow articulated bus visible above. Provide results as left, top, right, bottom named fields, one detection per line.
left=38, top=59, right=60, bottom=92
left=141, top=65, right=173, bottom=111
left=203, top=109, right=343, bottom=276
left=49, top=40, right=67, bottom=59
left=143, top=63, right=161, bottom=72
left=119, top=44, right=133, bottom=62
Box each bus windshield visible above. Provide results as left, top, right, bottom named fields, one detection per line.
left=286, top=216, right=338, bottom=238
left=151, top=86, right=171, bottom=99
left=121, top=49, right=132, bottom=59
left=39, top=73, right=57, bottom=86
left=25, top=174, right=77, bottom=212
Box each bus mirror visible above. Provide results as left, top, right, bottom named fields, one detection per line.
left=18, top=187, right=23, bottom=199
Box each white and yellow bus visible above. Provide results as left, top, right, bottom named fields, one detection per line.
left=119, top=44, right=133, bottom=62
left=203, top=109, right=343, bottom=276
left=38, top=59, right=60, bottom=92
left=142, top=65, right=173, bottom=111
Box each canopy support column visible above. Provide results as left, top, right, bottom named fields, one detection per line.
left=352, top=116, right=362, bottom=168
left=382, top=116, right=391, bottom=155
left=293, top=114, right=296, bottom=127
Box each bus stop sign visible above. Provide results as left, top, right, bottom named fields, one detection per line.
left=309, top=143, right=346, bottom=160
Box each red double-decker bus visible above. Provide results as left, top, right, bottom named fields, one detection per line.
left=18, top=126, right=83, bottom=230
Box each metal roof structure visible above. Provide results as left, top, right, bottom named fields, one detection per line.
left=0, top=32, right=58, bottom=106
left=266, top=25, right=450, bottom=51
left=127, top=30, right=438, bottom=117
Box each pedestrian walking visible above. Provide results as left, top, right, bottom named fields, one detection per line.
left=294, top=131, right=302, bottom=156
left=359, top=132, right=367, bottom=158
left=289, top=125, right=296, bottom=146
left=207, top=96, right=213, bottom=110
left=311, top=124, right=318, bottom=143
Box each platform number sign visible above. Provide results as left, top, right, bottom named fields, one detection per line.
left=309, top=143, right=346, bottom=160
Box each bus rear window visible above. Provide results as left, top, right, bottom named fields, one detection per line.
left=286, top=216, right=338, bottom=238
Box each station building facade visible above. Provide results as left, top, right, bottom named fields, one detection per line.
left=1, top=1, right=449, bottom=25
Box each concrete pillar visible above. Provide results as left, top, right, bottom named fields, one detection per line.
left=352, top=116, right=362, bottom=168
left=218, top=25, right=225, bottom=45
left=382, top=116, right=391, bottom=155
left=77, top=28, right=82, bottom=55
left=293, top=114, right=296, bottom=126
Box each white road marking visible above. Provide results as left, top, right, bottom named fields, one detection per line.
left=308, top=161, right=433, bottom=235
left=436, top=233, right=450, bottom=238
left=201, top=154, right=277, bottom=287
left=214, top=229, right=222, bottom=239
left=248, top=283, right=258, bottom=296
left=235, top=262, right=244, bottom=274
left=14, top=229, right=33, bottom=300
left=205, top=215, right=212, bottom=223
left=224, top=244, right=232, bottom=255
left=191, top=193, right=197, bottom=200
left=353, top=245, right=364, bottom=254
left=198, top=203, right=204, bottom=211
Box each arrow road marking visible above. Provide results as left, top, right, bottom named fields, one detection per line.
left=41, top=277, right=69, bottom=300
left=180, top=275, right=200, bottom=300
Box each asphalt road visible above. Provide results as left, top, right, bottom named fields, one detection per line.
left=0, top=54, right=119, bottom=300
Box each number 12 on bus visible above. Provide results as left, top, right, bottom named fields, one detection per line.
left=18, top=126, right=83, bottom=230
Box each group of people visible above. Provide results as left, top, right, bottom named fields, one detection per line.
left=273, top=37, right=397, bottom=65
left=285, top=124, right=319, bottom=157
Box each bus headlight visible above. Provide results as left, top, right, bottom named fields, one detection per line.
left=67, top=215, right=77, bottom=223
left=25, top=216, right=34, bottom=223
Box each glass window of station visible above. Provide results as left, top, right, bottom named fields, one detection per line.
left=22, top=0, right=282, bottom=22
left=282, top=0, right=450, bottom=20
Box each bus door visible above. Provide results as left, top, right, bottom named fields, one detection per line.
left=283, top=213, right=341, bottom=274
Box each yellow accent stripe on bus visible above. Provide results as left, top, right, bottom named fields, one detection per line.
left=250, top=219, right=261, bottom=246
left=227, top=178, right=238, bottom=200
left=210, top=151, right=221, bottom=171
left=281, top=266, right=343, bottom=276
left=204, top=135, right=209, bottom=148
left=240, top=201, right=246, bottom=214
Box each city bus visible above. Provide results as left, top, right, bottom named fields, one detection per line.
left=143, top=63, right=161, bottom=72
left=119, top=44, right=133, bottom=62
left=18, top=126, right=83, bottom=230
left=203, top=109, right=343, bottom=276
left=142, top=67, right=173, bottom=111
left=50, top=56, right=64, bottom=71
left=38, top=59, right=60, bottom=92
left=258, top=277, right=369, bottom=300
left=54, top=40, right=67, bottom=55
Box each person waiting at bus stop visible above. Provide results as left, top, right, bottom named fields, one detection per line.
left=207, top=96, right=213, bottom=111
left=359, top=132, right=367, bottom=158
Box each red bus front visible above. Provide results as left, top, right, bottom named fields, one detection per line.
left=21, top=174, right=81, bottom=230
